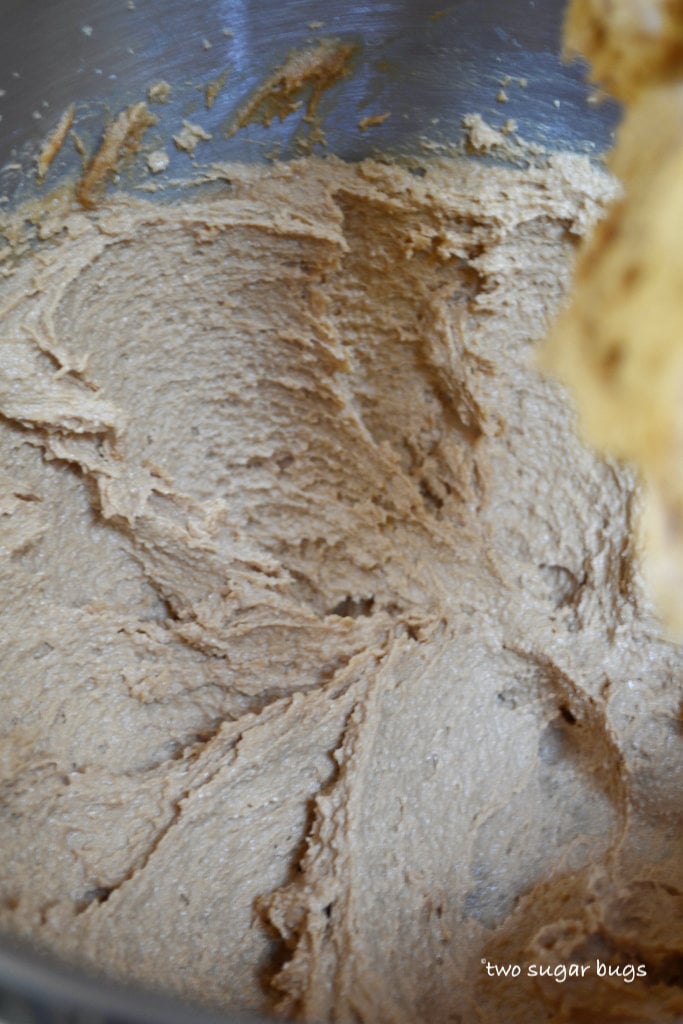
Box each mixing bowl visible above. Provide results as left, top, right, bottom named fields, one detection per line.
left=0, top=0, right=619, bottom=201
left=0, top=1, right=620, bottom=1021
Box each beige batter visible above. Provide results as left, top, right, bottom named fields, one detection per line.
left=0, top=152, right=682, bottom=1023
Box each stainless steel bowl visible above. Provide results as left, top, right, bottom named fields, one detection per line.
left=0, top=0, right=619, bottom=205
left=0, top=2, right=619, bottom=1021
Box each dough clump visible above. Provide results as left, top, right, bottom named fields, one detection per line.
left=546, top=0, right=683, bottom=629
left=1, top=154, right=682, bottom=1022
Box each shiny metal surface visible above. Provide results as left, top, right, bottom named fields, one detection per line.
left=0, top=938, right=271, bottom=1024
left=0, top=0, right=619, bottom=207
left=0, top=1, right=619, bottom=1021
